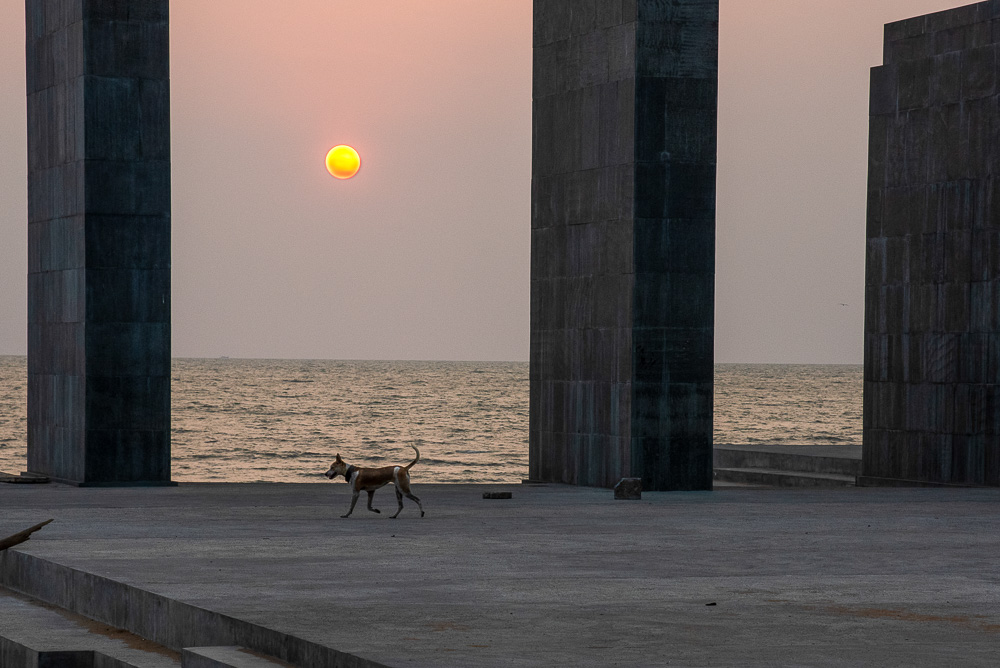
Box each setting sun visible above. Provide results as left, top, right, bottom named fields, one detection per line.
left=325, top=145, right=361, bottom=180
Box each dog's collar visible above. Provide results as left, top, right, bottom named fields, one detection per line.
left=344, top=465, right=357, bottom=481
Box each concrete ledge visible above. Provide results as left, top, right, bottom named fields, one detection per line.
left=182, top=646, right=291, bottom=668
left=714, top=445, right=861, bottom=476
left=0, top=551, right=386, bottom=668
left=29, top=477, right=178, bottom=488
left=0, top=472, right=50, bottom=485
left=714, top=467, right=856, bottom=488
left=856, top=476, right=989, bottom=488
left=0, top=637, right=152, bottom=668
left=0, top=643, right=150, bottom=668
left=0, top=585, right=179, bottom=667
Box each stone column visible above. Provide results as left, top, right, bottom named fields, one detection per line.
left=26, top=0, right=172, bottom=485
left=530, top=1, right=718, bottom=491
left=863, top=1, right=1000, bottom=487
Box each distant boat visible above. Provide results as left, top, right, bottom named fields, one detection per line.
left=218, top=356, right=230, bottom=360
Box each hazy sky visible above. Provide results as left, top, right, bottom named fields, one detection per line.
left=0, top=0, right=975, bottom=362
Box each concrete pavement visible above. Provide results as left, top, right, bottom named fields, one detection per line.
left=1, top=482, right=998, bottom=666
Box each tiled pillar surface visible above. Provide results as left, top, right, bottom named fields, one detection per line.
left=863, top=0, right=1000, bottom=487
left=26, top=0, right=172, bottom=485
left=530, top=0, right=718, bottom=491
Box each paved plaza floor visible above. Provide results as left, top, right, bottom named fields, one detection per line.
left=1, top=482, right=999, bottom=666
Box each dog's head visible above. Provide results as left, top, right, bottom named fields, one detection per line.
left=324, top=454, right=348, bottom=480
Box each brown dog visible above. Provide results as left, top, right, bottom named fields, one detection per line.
left=324, top=445, right=425, bottom=518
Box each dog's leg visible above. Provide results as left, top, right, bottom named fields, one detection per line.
left=342, top=491, right=360, bottom=518
left=397, top=474, right=425, bottom=518
left=390, top=486, right=404, bottom=519
left=404, top=491, right=424, bottom=518
left=366, top=490, right=381, bottom=514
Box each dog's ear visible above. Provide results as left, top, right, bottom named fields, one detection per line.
left=335, top=453, right=342, bottom=462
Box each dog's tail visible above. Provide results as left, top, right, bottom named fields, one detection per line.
left=404, top=444, right=421, bottom=470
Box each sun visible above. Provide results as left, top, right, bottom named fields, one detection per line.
left=326, top=145, right=361, bottom=180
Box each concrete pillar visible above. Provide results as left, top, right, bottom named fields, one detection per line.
left=530, top=1, right=718, bottom=491
left=863, top=0, right=1000, bottom=487
left=25, top=0, right=172, bottom=486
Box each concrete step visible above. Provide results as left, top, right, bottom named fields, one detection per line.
left=711, top=480, right=770, bottom=489
left=0, top=549, right=388, bottom=668
left=0, top=472, right=49, bottom=484
left=182, top=646, right=293, bottom=668
left=714, top=445, right=861, bottom=476
left=0, top=586, right=180, bottom=668
left=714, top=467, right=856, bottom=488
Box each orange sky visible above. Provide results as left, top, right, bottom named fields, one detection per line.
left=0, top=0, right=981, bottom=361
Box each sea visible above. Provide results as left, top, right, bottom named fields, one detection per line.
left=0, top=357, right=863, bottom=483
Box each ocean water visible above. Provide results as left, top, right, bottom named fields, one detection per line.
left=714, top=363, right=863, bottom=446
left=0, top=357, right=862, bottom=483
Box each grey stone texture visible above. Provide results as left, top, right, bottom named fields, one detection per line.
left=26, top=0, right=172, bottom=485
left=864, top=0, right=1000, bottom=487
left=530, top=0, right=718, bottom=490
